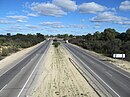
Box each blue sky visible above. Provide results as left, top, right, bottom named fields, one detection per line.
left=0, top=0, right=130, bottom=35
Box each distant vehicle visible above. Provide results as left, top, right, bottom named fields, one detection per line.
left=65, top=40, right=69, bottom=43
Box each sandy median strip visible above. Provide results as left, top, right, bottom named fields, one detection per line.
left=29, top=44, right=99, bottom=97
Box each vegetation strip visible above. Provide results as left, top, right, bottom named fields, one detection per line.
left=68, top=28, right=130, bottom=61
left=0, top=33, right=45, bottom=60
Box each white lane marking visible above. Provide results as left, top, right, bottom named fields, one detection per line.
left=70, top=43, right=130, bottom=79
left=17, top=42, right=49, bottom=97
left=87, top=51, right=130, bottom=79
left=105, top=71, right=112, bottom=77
left=0, top=42, right=45, bottom=77
left=17, top=55, right=43, bottom=97
left=64, top=45, right=121, bottom=97
left=0, top=84, right=7, bottom=93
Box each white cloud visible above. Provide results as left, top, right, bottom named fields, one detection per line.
left=91, top=12, right=129, bottom=24
left=40, top=22, right=66, bottom=28
left=4, top=26, right=27, bottom=32
left=69, top=24, right=87, bottom=29
left=0, top=19, right=10, bottom=24
left=95, top=23, right=101, bottom=26
left=53, top=0, right=77, bottom=11
left=40, top=22, right=61, bottom=26
left=94, top=23, right=101, bottom=29
left=111, top=8, right=116, bottom=12
left=7, top=15, right=28, bottom=23
left=26, top=24, right=38, bottom=28
left=122, top=25, right=130, bottom=28
left=40, top=22, right=87, bottom=29
left=7, top=15, right=28, bottom=20
left=27, top=13, right=38, bottom=17
left=119, top=0, right=130, bottom=11
left=25, top=24, right=41, bottom=30
left=3, top=24, right=42, bottom=33
left=53, top=25, right=66, bottom=28
left=17, top=20, right=27, bottom=23
left=117, top=21, right=130, bottom=25
left=78, top=2, right=107, bottom=14
left=30, top=2, right=67, bottom=17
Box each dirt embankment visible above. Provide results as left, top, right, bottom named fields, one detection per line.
left=29, top=45, right=99, bottom=97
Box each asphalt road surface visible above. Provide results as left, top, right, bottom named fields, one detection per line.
left=62, top=42, right=130, bottom=97
left=0, top=40, right=50, bottom=97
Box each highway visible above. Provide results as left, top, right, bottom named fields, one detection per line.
left=62, top=42, right=130, bottom=97
left=0, top=40, right=50, bottom=97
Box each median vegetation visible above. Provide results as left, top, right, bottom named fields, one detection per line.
left=52, top=39, right=60, bottom=48
left=0, top=33, right=45, bottom=60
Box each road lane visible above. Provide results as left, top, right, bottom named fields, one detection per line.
left=0, top=40, right=50, bottom=97
left=62, top=42, right=130, bottom=97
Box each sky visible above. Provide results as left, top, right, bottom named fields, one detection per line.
left=0, top=0, right=130, bottom=35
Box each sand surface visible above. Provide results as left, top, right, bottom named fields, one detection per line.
left=29, top=45, right=99, bottom=97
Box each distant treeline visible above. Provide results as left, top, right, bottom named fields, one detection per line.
left=0, top=33, right=45, bottom=59
left=69, top=28, right=130, bottom=61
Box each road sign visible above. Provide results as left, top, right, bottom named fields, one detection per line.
left=113, top=54, right=125, bottom=59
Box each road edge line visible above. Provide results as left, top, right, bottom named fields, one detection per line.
left=70, top=43, right=130, bottom=79
left=17, top=41, right=50, bottom=97
left=64, top=44, right=121, bottom=97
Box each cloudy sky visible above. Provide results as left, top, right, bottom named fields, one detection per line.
left=0, top=0, right=130, bottom=35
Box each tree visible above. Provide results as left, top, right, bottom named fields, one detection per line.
left=117, top=33, right=127, bottom=41
left=85, top=33, right=93, bottom=40
left=121, top=41, right=130, bottom=61
left=7, top=33, right=11, bottom=36
left=36, top=33, right=45, bottom=39
left=126, top=29, right=130, bottom=41
left=68, top=28, right=130, bottom=61
left=69, top=34, right=74, bottom=38
left=93, top=31, right=101, bottom=40
left=0, top=37, right=7, bottom=46
left=99, top=39, right=121, bottom=57
left=101, top=28, right=119, bottom=41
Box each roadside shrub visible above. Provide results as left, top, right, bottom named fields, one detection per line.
left=1, top=48, right=8, bottom=56
left=52, top=41, right=60, bottom=47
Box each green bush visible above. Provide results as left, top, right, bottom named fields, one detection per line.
left=52, top=41, right=60, bottom=47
